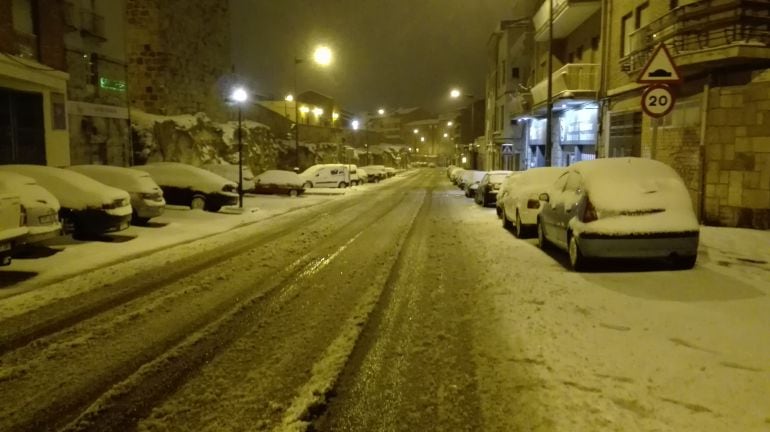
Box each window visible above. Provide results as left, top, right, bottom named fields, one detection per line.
left=621, top=13, right=633, bottom=57
left=86, top=53, right=99, bottom=86
left=511, top=67, right=519, bottom=79
left=636, top=2, right=650, bottom=29
left=576, top=46, right=584, bottom=62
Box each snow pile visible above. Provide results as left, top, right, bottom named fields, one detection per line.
left=133, top=163, right=235, bottom=194
left=0, top=165, right=129, bottom=210
left=68, top=165, right=161, bottom=194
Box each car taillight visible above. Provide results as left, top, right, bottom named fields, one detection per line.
left=583, top=196, right=598, bottom=222
left=527, top=199, right=540, bottom=209
left=20, top=205, right=27, bottom=226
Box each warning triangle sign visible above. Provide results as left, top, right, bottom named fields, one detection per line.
left=637, top=43, right=682, bottom=84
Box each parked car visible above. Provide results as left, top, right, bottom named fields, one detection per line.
left=69, top=165, right=166, bottom=225
left=495, top=171, right=521, bottom=219
left=0, top=171, right=61, bottom=244
left=361, top=165, right=387, bottom=182
left=252, top=170, right=305, bottom=196
left=384, top=167, right=396, bottom=177
left=475, top=170, right=513, bottom=207
left=356, top=168, right=369, bottom=184
left=537, top=157, right=700, bottom=271
left=202, top=163, right=255, bottom=192
left=0, top=165, right=132, bottom=235
left=346, top=164, right=364, bottom=186
left=0, top=189, right=27, bottom=266
left=449, top=167, right=465, bottom=185
left=458, top=170, right=486, bottom=193
left=133, top=162, right=238, bottom=212
left=500, top=167, right=565, bottom=238
left=300, top=164, right=350, bottom=188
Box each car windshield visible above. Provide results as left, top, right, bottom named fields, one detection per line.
left=3, top=2, right=763, bottom=432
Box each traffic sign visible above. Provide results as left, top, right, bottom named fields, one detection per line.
left=637, top=43, right=682, bottom=84
left=641, top=84, right=676, bottom=118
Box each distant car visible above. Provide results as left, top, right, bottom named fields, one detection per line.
left=361, top=165, right=386, bottom=182
left=0, top=171, right=61, bottom=244
left=300, top=164, right=350, bottom=188
left=202, top=163, right=255, bottom=192
left=133, top=162, right=238, bottom=212
left=458, top=170, right=485, bottom=192
left=500, top=167, right=565, bottom=238
left=0, top=190, right=27, bottom=266
left=537, top=157, right=699, bottom=271
left=449, top=167, right=465, bottom=184
left=356, top=168, right=369, bottom=184
left=252, top=170, right=305, bottom=197
left=69, top=165, right=166, bottom=225
left=475, top=170, right=513, bottom=207
left=0, top=165, right=132, bottom=236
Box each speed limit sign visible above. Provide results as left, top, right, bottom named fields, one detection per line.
left=642, top=84, right=676, bottom=118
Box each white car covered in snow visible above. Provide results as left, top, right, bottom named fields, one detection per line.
left=299, top=164, right=350, bottom=188
left=252, top=170, right=305, bottom=196
left=69, top=165, right=166, bottom=225
left=0, top=165, right=132, bottom=236
left=133, top=162, right=238, bottom=212
left=0, top=189, right=27, bottom=266
left=0, top=171, right=61, bottom=244
left=500, top=167, right=565, bottom=238
left=537, top=157, right=700, bottom=271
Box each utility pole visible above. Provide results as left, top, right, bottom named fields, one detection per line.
left=545, top=0, right=554, bottom=167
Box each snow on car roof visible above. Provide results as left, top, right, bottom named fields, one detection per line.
left=69, top=165, right=162, bottom=194
left=0, top=171, right=61, bottom=211
left=572, top=157, right=694, bottom=213
left=202, top=163, right=255, bottom=183
left=255, top=170, right=303, bottom=186
left=0, top=165, right=128, bottom=210
left=133, top=162, right=236, bottom=194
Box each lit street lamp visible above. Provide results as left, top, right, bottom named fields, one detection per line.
left=293, top=44, right=334, bottom=169
left=450, top=88, right=477, bottom=169
left=230, top=87, right=249, bottom=208
left=378, top=108, right=386, bottom=116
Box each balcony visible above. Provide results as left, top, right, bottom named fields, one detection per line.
left=508, top=92, right=533, bottom=118
left=533, top=0, right=601, bottom=42
left=622, top=0, right=770, bottom=73
left=80, top=9, right=106, bottom=40
left=531, top=63, right=599, bottom=107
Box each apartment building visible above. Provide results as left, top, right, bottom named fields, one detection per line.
left=604, top=0, right=770, bottom=228
left=0, top=0, right=70, bottom=166
left=64, top=0, right=131, bottom=166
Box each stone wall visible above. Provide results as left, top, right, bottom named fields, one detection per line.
left=703, top=71, right=770, bottom=229
left=126, top=0, right=230, bottom=121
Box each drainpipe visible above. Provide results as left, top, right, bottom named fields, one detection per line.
left=597, top=0, right=611, bottom=159
left=698, top=74, right=712, bottom=223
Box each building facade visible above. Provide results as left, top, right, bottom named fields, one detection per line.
left=0, top=0, right=70, bottom=167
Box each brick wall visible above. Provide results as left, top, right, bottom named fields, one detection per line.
left=37, top=0, right=66, bottom=70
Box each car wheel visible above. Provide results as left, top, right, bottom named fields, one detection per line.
left=132, top=216, right=150, bottom=226
left=537, top=219, right=550, bottom=250
left=303, top=181, right=313, bottom=189
left=515, top=211, right=524, bottom=238
left=502, top=208, right=513, bottom=230
left=495, top=205, right=503, bottom=219
left=190, top=195, right=206, bottom=210
left=289, top=189, right=298, bottom=197
left=672, top=255, right=697, bottom=270
left=568, top=235, right=588, bottom=271
left=338, top=181, right=348, bottom=188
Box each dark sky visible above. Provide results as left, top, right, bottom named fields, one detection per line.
left=230, top=0, right=514, bottom=115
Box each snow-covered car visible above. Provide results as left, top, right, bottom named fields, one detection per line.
left=475, top=170, right=513, bottom=207
left=0, top=190, right=27, bottom=266
left=537, top=157, right=699, bottom=271
left=202, top=163, right=255, bottom=192
left=133, top=162, right=238, bottom=212
left=0, top=171, right=61, bottom=244
left=0, top=165, right=132, bottom=235
left=449, top=167, right=465, bottom=184
left=253, top=170, right=305, bottom=197
left=458, top=170, right=486, bottom=193
left=356, top=168, right=369, bottom=184
left=69, top=165, right=166, bottom=225
left=299, top=164, right=350, bottom=188
left=500, top=167, right=565, bottom=238
left=384, top=167, right=396, bottom=177
left=361, top=165, right=386, bottom=182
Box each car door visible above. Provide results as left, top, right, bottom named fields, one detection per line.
left=541, top=172, right=569, bottom=244
left=316, top=168, right=335, bottom=187
left=554, top=171, right=584, bottom=248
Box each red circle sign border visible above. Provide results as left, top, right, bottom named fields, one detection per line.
left=641, top=84, right=676, bottom=118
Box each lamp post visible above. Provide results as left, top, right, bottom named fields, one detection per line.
left=450, top=88, right=477, bottom=169
left=545, top=0, right=554, bottom=167
left=293, top=44, right=333, bottom=170
left=230, top=87, right=249, bottom=208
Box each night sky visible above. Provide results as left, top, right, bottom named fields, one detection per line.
left=230, top=0, right=514, bottom=115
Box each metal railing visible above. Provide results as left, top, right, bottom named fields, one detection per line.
left=531, top=63, right=599, bottom=105
left=80, top=9, right=106, bottom=39
left=623, top=0, right=770, bottom=72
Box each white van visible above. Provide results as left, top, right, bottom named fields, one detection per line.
left=300, top=164, right=350, bottom=188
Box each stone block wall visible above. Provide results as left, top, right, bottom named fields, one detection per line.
left=703, top=73, right=770, bottom=229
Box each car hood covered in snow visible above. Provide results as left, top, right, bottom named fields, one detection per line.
left=133, top=162, right=236, bottom=194
left=0, top=171, right=61, bottom=212
left=0, top=165, right=129, bottom=210
left=69, top=165, right=163, bottom=195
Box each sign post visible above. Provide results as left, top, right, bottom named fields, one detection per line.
left=637, top=43, right=682, bottom=157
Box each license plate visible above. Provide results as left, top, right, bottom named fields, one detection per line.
left=39, top=214, right=57, bottom=224
left=0, top=243, right=10, bottom=252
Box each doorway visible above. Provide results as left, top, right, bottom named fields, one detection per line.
left=0, top=87, right=46, bottom=165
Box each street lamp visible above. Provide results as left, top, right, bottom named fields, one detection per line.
left=351, top=119, right=360, bottom=130
left=378, top=108, right=386, bottom=116
left=447, top=121, right=453, bottom=127
left=293, top=44, right=334, bottom=169
left=413, top=128, right=418, bottom=134
left=450, top=88, right=476, bottom=169
left=230, top=87, right=249, bottom=208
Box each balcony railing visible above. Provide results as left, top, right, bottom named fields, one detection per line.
left=531, top=63, right=599, bottom=106
left=622, top=0, right=770, bottom=72
left=533, top=0, right=601, bottom=41
left=14, top=31, right=38, bottom=60
left=80, top=9, right=106, bottom=40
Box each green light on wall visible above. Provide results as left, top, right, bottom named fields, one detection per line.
left=99, top=77, right=126, bottom=92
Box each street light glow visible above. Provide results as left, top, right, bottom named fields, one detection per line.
left=443, top=133, right=448, bottom=138
left=231, top=87, right=248, bottom=103
left=312, top=107, right=324, bottom=116
left=378, top=108, right=385, bottom=115
left=313, top=45, right=333, bottom=66
left=413, top=128, right=418, bottom=134
left=450, top=88, right=461, bottom=98
left=447, top=121, right=453, bottom=126
left=332, top=112, right=339, bottom=120
left=299, top=105, right=310, bottom=114
left=420, top=136, right=425, bottom=142
left=352, top=119, right=360, bottom=130
left=285, top=94, right=294, bottom=102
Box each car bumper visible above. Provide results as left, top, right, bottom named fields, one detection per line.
left=23, top=223, right=63, bottom=244
left=209, top=193, right=238, bottom=208
left=577, top=232, right=699, bottom=259
left=66, top=209, right=132, bottom=234
left=133, top=200, right=165, bottom=219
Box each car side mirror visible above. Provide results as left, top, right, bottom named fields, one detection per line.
left=539, top=192, right=550, bottom=202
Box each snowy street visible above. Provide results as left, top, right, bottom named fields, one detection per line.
left=0, top=169, right=768, bottom=432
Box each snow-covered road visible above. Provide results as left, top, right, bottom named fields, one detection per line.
left=0, top=169, right=767, bottom=432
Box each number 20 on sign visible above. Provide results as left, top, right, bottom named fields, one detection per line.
left=641, top=84, right=676, bottom=118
